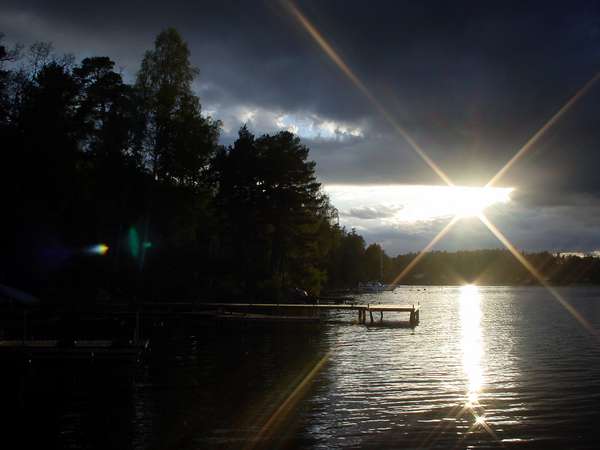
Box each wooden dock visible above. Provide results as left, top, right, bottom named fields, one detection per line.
left=203, top=303, right=420, bottom=326
left=0, top=339, right=149, bottom=360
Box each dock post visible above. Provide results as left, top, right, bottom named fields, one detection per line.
left=369, top=310, right=374, bottom=323
left=380, top=311, right=383, bottom=322
left=23, top=311, right=28, bottom=343
left=134, top=311, right=141, bottom=345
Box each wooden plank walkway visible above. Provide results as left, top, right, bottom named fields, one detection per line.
left=203, top=303, right=420, bottom=326
left=0, top=339, right=149, bottom=360
left=33, top=302, right=420, bottom=326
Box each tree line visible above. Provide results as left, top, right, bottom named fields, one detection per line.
left=1, top=30, right=599, bottom=305
left=381, top=250, right=600, bottom=286
left=0, top=29, right=382, bottom=303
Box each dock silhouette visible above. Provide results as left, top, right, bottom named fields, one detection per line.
left=203, top=302, right=420, bottom=326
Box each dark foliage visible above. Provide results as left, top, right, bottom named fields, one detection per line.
left=383, top=249, right=600, bottom=286
left=1, top=30, right=599, bottom=307
left=0, top=29, right=341, bottom=304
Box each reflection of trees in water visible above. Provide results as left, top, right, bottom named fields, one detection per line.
left=143, top=321, right=330, bottom=449
left=2, top=360, right=139, bottom=449
left=1, top=320, right=330, bottom=449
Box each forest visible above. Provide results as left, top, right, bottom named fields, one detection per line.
left=2, top=29, right=600, bottom=305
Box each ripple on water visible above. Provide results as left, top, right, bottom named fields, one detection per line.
left=293, top=286, right=600, bottom=448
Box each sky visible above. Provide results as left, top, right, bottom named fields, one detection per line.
left=2, top=0, right=600, bottom=255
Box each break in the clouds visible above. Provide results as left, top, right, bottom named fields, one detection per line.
left=206, top=102, right=366, bottom=141
left=3, top=0, right=600, bottom=253
left=327, top=185, right=512, bottom=223
left=325, top=184, right=518, bottom=254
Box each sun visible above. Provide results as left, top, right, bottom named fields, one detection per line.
left=442, top=186, right=513, bottom=219
left=460, top=284, right=479, bottom=296
left=325, top=184, right=513, bottom=224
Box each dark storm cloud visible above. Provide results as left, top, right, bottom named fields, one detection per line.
left=307, top=133, right=440, bottom=185
left=3, top=1, right=600, bottom=193
left=3, top=0, right=600, bottom=251
left=0, top=0, right=369, bottom=119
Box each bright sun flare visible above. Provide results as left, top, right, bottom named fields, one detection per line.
left=460, top=284, right=479, bottom=296
left=460, top=283, right=484, bottom=415
left=325, top=184, right=513, bottom=223
left=447, top=187, right=512, bottom=218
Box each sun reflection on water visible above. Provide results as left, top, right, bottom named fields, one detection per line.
left=459, top=285, right=485, bottom=417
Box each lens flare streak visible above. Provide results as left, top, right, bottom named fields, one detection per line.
left=281, top=0, right=454, bottom=187
left=244, top=351, right=331, bottom=450
left=88, top=244, right=109, bottom=255
left=390, top=216, right=460, bottom=286
left=478, top=213, right=599, bottom=339
left=486, top=71, right=600, bottom=188
left=279, top=3, right=600, bottom=443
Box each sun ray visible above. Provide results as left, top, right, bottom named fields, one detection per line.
left=390, top=215, right=460, bottom=287
left=478, top=213, right=599, bottom=339
left=244, top=351, right=331, bottom=450
left=486, top=71, right=600, bottom=188
left=277, top=6, right=600, bottom=442
left=281, top=0, right=454, bottom=187
left=455, top=414, right=500, bottom=449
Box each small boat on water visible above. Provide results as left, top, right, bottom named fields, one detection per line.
left=356, top=247, right=396, bottom=293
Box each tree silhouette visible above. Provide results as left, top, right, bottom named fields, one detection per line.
left=2, top=28, right=600, bottom=308
left=135, top=28, right=220, bottom=186
left=213, top=127, right=336, bottom=297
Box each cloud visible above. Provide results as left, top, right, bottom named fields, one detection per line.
left=329, top=185, right=600, bottom=255
left=4, top=0, right=600, bottom=253
left=207, top=102, right=367, bottom=142
left=344, top=204, right=403, bottom=220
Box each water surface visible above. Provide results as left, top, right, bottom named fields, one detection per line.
left=4, top=286, right=600, bottom=449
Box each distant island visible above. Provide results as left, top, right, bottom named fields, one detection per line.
left=1, top=29, right=599, bottom=308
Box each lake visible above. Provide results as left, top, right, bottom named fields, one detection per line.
left=4, top=285, right=600, bottom=449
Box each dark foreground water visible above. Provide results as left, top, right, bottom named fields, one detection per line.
left=3, top=286, right=600, bottom=449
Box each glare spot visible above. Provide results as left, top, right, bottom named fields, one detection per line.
left=460, top=284, right=483, bottom=408
left=461, top=284, right=479, bottom=296
left=129, top=227, right=140, bottom=258
left=88, top=244, right=109, bottom=255
left=325, top=184, right=513, bottom=225
left=453, top=187, right=512, bottom=218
